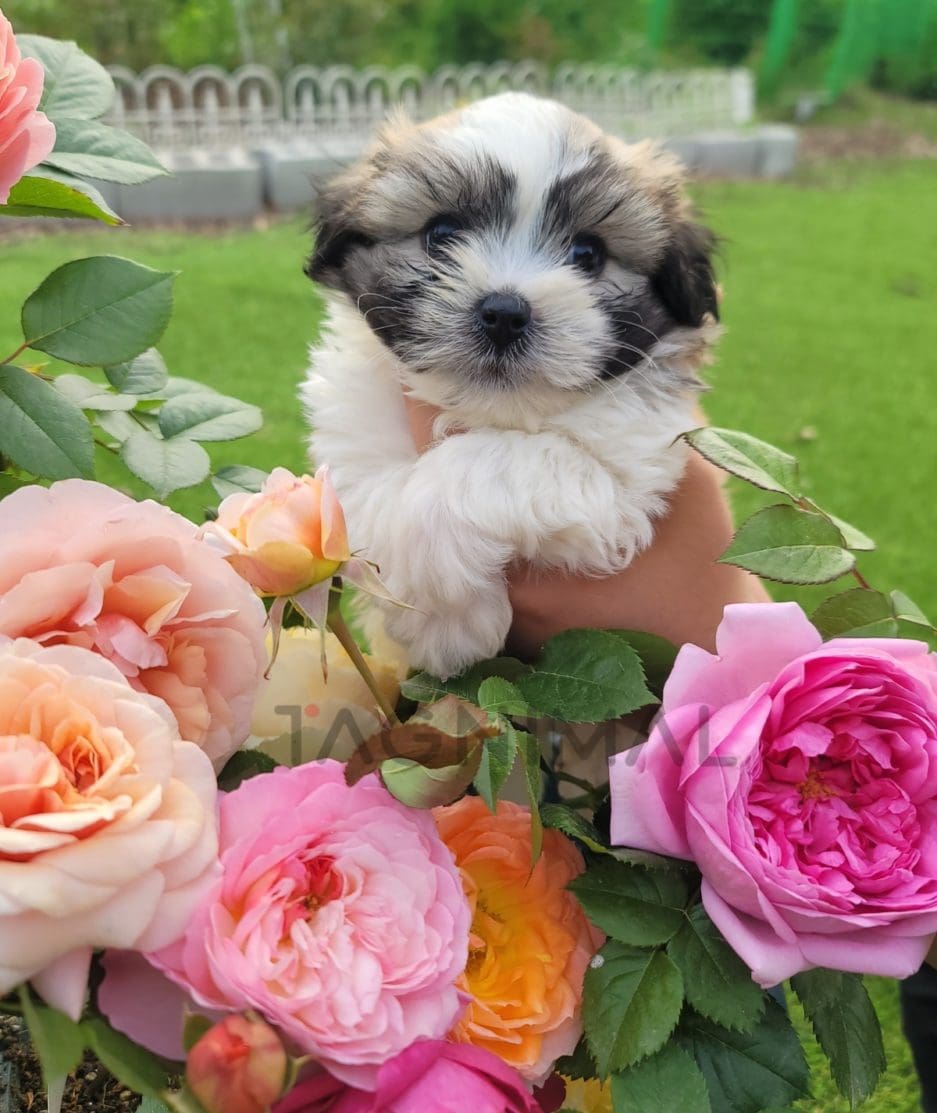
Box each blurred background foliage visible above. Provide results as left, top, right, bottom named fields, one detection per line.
left=7, top=0, right=937, bottom=106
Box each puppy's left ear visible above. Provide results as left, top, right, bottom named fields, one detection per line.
left=305, top=174, right=372, bottom=290
left=652, top=219, right=719, bottom=326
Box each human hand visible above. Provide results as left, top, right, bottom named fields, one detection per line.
left=401, top=393, right=769, bottom=656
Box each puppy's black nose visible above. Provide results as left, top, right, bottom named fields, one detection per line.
left=476, top=292, right=531, bottom=350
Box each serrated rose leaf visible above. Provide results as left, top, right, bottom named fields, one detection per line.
left=685, top=427, right=800, bottom=496
left=611, top=1045, right=711, bottom=1113
left=519, top=629, right=657, bottom=722
left=791, top=969, right=885, bottom=1108
left=22, top=256, right=175, bottom=366
left=667, top=905, right=765, bottom=1032
left=570, top=858, right=689, bottom=946
left=42, top=118, right=166, bottom=184
left=0, top=364, right=94, bottom=479
left=719, top=504, right=855, bottom=584
left=584, top=942, right=684, bottom=1074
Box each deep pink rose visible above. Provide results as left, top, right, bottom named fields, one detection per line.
left=273, top=1041, right=544, bottom=1113
left=0, top=481, right=267, bottom=766
left=0, top=639, right=218, bottom=1020
left=0, top=9, right=56, bottom=203
left=611, top=602, right=937, bottom=986
left=103, top=761, right=470, bottom=1089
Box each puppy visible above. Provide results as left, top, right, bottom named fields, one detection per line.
left=302, top=92, right=719, bottom=677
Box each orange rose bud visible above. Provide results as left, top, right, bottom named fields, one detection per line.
left=186, top=1014, right=288, bottom=1113
left=212, top=467, right=351, bottom=597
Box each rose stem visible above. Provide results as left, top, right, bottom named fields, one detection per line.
left=326, top=588, right=401, bottom=727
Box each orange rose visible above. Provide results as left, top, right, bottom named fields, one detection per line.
left=434, top=798, right=603, bottom=1083
left=212, top=467, right=351, bottom=597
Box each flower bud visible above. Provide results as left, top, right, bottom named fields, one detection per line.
left=209, top=467, right=351, bottom=597
left=186, top=1014, right=287, bottom=1113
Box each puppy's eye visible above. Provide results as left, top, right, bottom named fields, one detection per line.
left=567, top=234, right=606, bottom=276
left=423, top=216, right=463, bottom=255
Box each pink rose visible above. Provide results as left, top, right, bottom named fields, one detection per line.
left=0, top=638, right=218, bottom=1019
left=274, top=1042, right=545, bottom=1113
left=610, top=602, right=937, bottom=986
left=0, top=10, right=56, bottom=203
left=105, top=761, right=470, bottom=1089
left=0, top=481, right=267, bottom=766
left=211, top=467, right=351, bottom=597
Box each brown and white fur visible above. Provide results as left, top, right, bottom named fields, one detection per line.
left=302, top=92, right=720, bottom=677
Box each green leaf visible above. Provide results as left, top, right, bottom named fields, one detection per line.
left=218, top=749, right=279, bottom=792
left=0, top=474, right=32, bottom=498
left=477, top=676, right=530, bottom=717
left=105, top=350, right=170, bottom=395
left=42, top=118, right=166, bottom=185
left=667, top=905, right=765, bottom=1032
left=95, top=410, right=143, bottom=444
left=791, top=969, right=885, bottom=1108
left=18, top=988, right=86, bottom=1084
left=22, top=256, right=175, bottom=367
left=120, top=428, right=211, bottom=498
left=0, top=170, right=121, bottom=224
left=891, top=590, right=936, bottom=632
left=542, top=802, right=610, bottom=853
left=679, top=1002, right=809, bottom=1113
left=554, top=1038, right=598, bottom=1081
left=473, top=728, right=518, bottom=811
left=811, top=588, right=898, bottom=639
left=604, top=630, right=678, bottom=697
left=83, top=1017, right=172, bottom=1098
left=54, top=373, right=137, bottom=412
left=570, top=858, right=689, bottom=946
left=719, top=504, right=855, bottom=585
left=401, top=657, right=531, bottom=705
left=684, top=427, right=800, bottom=497
left=136, top=1100, right=174, bottom=1113
left=211, top=465, right=268, bottom=500
left=158, top=393, right=263, bottom=442
left=519, top=629, right=657, bottom=723
left=824, top=512, right=876, bottom=552
left=518, top=728, right=543, bottom=861
left=611, top=1045, right=711, bottom=1113
left=0, top=364, right=94, bottom=479
left=583, top=942, right=684, bottom=1075
left=19, top=35, right=115, bottom=120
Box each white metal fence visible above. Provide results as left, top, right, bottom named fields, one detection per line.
left=106, top=61, right=755, bottom=151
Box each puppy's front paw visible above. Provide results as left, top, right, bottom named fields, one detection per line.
left=387, top=590, right=512, bottom=679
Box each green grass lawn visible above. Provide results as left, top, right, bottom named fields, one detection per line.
left=1, top=157, right=936, bottom=1111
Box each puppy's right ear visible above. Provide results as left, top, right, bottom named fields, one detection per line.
left=305, top=175, right=372, bottom=290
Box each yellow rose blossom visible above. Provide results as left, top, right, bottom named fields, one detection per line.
left=561, top=1076, right=613, bottom=1113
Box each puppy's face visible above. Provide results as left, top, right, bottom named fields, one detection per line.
left=308, top=93, right=717, bottom=415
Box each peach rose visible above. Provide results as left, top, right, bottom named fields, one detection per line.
left=434, top=798, right=604, bottom=1084
left=0, top=9, right=56, bottom=203
left=211, top=467, right=351, bottom=597
left=0, top=638, right=219, bottom=1019
left=0, top=481, right=267, bottom=766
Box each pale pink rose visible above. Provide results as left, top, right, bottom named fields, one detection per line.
left=274, top=1041, right=546, bottom=1113
left=610, top=602, right=937, bottom=986
left=210, top=467, right=351, bottom=597
left=0, top=638, right=219, bottom=1019
left=0, top=481, right=267, bottom=766
left=104, top=761, right=471, bottom=1089
left=0, top=9, right=56, bottom=203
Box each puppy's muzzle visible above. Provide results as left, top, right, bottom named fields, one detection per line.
left=476, top=292, right=531, bottom=351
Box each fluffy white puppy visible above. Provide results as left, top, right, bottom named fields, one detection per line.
left=302, top=92, right=719, bottom=677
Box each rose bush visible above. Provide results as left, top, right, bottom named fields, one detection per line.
left=272, top=1041, right=546, bottom=1113
left=0, top=481, right=267, bottom=766
left=611, top=601, right=937, bottom=986
left=104, top=760, right=471, bottom=1088
left=0, top=9, right=56, bottom=202
left=0, top=638, right=218, bottom=1019
left=434, top=797, right=602, bottom=1083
